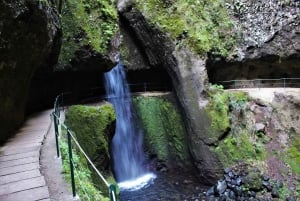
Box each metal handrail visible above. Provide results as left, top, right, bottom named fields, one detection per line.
left=52, top=94, right=117, bottom=201
left=218, top=78, right=300, bottom=89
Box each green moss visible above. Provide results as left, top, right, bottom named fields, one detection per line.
left=64, top=104, right=116, bottom=197
left=244, top=168, right=263, bottom=191
left=285, top=132, right=300, bottom=174
left=59, top=0, right=118, bottom=65
left=65, top=104, right=115, bottom=160
left=215, top=131, right=265, bottom=166
left=207, top=85, right=265, bottom=166
left=133, top=96, right=190, bottom=165
left=206, top=84, right=230, bottom=142
left=134, top=0, right=236, bottom=56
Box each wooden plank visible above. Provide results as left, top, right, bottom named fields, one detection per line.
left=1, top=142, right=41, bottom=151
left=0, top=145, right=40, bottom=155
left=15, top=130, right=45, bottom=136
left=4, top=135, right=45, bottom=145
left=0, top=151, right=38, bottom=162
left=0, top=169, right=41, bottom=185
left=0, top=156, right=38, bottom=169
left=14, top=133, right=45, bottom=139
left=0, top=186, right=49, bottom=201
left=4, top=141, right=42, bottom=148
left=0, top=162, right=39, bottom=176
left=18, top=128, right=48, bottom=133
left=0, top=176, right=46, bottom=195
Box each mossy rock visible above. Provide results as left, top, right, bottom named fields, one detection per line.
left=65, top=104, right=116, bottom=171
left=244, top=168, right=263, bottom=191
left=134, top=0, right=236, bottom=56
left=205, top=84, right=230, bottom=144
left=132, top=95, right=190, bottom=167
left=58, top=0, right=118, bottom=68
left=207, top=85, right=265, bottom=167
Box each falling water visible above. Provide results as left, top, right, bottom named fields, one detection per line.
left=104, top=63, right=156, bottom=190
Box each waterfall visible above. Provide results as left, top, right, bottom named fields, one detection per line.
left=104, top=63, right=156, bottom=190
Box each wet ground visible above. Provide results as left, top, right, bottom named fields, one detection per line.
left=120, top=170, right=209, bottom=201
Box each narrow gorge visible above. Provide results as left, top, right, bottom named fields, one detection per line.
left=0, top=0, right=299, bottom=200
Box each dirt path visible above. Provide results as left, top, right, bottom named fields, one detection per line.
left=228, top=88, right=300, bottom=103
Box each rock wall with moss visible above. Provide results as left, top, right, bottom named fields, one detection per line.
left=206, top=86, right=300, bottom=199
left=57, top=0, right=118, bottom=71
left=132, top=93, right=191, bottom=169
left=133, top=0, right=235, bottom=56
left=64, top=103, right=116, bottom=195
left=65, top=104, right=115, bottom=171
left=0, top=0, right=61, bottom=143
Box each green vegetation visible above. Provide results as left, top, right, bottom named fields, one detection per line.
left=65, top=104, right=115, bottom=160
left=64, top=104, right=116, bottom=198
left=285, top=130, right=300, bottom=174
left=207, top=85, right=266, bottom=167
left=244, top=168, right=263, bottom=191
left=133, top=95, right=190, bottom=165
left=134, top=0, right=236, bottom=56
left=206, top=84, right=230, bottom=142
left=59, top=0, right=118, bottom=65
left=215, top=131, right=265, bottom=166
left=59, top=135, right=110, bottom=200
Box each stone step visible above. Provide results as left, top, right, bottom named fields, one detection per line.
left=0, top=176, right=46, bottom=195
left=0, top=186, right=49, bottom=201
left=0, top=169, right=41, bottom=185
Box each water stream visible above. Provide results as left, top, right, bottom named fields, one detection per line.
left=104, top=63, right=156, bottom=190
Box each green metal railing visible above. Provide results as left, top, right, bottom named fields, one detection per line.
left=52, top=94, right=117, bottom=201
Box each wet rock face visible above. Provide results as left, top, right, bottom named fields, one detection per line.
left=0, top=0, right=61, bottom=143
left=119, top=4, right=223, bottom=184
left=207, top=0, right=300, bottom=83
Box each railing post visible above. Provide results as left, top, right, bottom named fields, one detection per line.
left=53, top=112, right=60, bottom=158
left=109, top=184, right=117, bottom=201
left=67, top=129, right=76, bottom=197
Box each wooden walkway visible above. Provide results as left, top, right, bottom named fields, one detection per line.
left=0, top=110, right=52, bottom=201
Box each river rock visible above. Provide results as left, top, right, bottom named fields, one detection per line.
left=255, top=123, right=266, bottom=132
left=216, top=180, right=227, bottom=195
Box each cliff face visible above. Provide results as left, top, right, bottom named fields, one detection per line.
left=119, top=5, right=223, bottom=183
left=0, top=0, right=61, bottom=143
left=117, top=0, right=300, bottom=184
left=26, top=0, right=120, bottom=114
left=207, top=0, right=300, bottom=82
left=55, top=0, right=118, bottom=72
